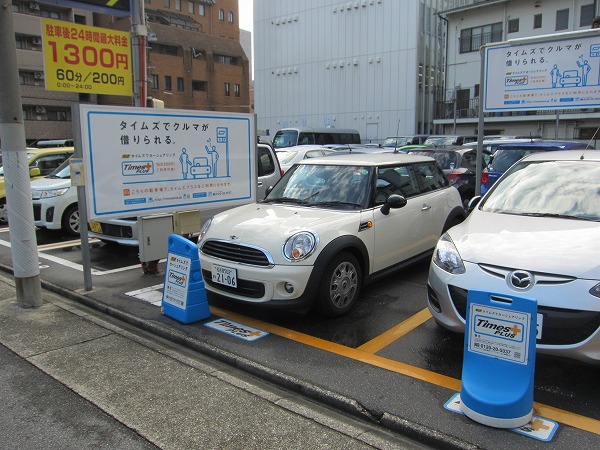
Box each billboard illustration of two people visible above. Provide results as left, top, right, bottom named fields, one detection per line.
left=179, top=138, right=220, bottom=180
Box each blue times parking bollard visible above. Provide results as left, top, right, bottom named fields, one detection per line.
left=161, top=234, right=211, bottom=324
left=460, top=290, right=537, bottom=428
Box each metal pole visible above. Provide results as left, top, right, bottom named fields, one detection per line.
left=131, top=0, right=147, bottom=108
left=0, top=3, right=42, bottom=307
left=475, top=46, right=486, bottom=197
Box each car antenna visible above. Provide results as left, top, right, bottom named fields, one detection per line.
left=582, top=126, right=600, bottom=159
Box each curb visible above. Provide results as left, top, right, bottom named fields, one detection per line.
left=1, top=265, right=474, bottom=450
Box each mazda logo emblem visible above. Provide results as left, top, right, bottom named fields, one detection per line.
left=507, top=270, right=534, bottom=290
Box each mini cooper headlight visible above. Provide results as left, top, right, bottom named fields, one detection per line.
left=283, top=232, right=318, bottom=262
left=199, top=218, right=212, bottom=242
left=432, top=233, right=465, bottom=274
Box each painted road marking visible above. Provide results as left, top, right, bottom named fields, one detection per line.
left=0, top=237, right=152, bottom=275
left=128, top=283, right=600, bottom=436
left=445, top=393, right=559, bottom=442
left=204, top=318, right=269, bottom=341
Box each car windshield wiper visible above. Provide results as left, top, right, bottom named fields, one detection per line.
left=519, top=212, right=600, bottom=222
left=263, top=196, right=306, bottom=204
left=309, top=201, right=362, bottom=208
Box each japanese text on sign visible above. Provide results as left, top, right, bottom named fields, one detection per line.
left=42, top=18, right=132, bottom=96
left=485, top=31, right=600, bottom=111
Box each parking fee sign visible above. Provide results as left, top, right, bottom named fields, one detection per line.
left=42, top=19, right=132, bottom=96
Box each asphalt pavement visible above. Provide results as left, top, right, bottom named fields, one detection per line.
left=1, top=243, right=599, bottom=450
left=0, top=271, right=429, bottom=450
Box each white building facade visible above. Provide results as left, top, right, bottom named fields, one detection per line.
left=253, top=0, right=449, bottom=143
left=438, top=0, right=600, bottom=141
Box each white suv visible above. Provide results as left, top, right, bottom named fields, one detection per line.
left=198, top=153, right=465, bottom=317
left=31, top=157, right=80, bottom=236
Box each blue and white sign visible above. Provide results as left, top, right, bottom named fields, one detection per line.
left=485, top=30, right=600, bottom=111
left=77, top=104, right=255, bottom=220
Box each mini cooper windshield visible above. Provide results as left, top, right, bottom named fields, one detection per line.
left=481, top=160, right=600, bottom=221
left=263, top=164, right=372, bottom=209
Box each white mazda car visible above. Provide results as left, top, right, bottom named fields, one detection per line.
left=198, top=153, right=465, bottom=317
left=428, top=150, right=600, bottom=365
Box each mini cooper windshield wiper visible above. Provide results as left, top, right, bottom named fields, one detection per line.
left=309, top=201, right=363, bottom=208
left=263, top=197, right=306, bottom=204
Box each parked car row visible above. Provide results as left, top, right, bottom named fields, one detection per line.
left=18, top=136, right=600, bottom=364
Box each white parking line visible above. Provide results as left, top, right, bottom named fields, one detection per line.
left=0, top=237, right=156, bottom=276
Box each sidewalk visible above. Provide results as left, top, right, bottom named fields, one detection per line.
left=0, top=272, right=426, bottom=450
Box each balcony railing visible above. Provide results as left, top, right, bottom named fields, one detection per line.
left=434, top=98, right=600, bottom=120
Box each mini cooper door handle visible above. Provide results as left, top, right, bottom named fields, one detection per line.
left=421, top=204, right=431, bottom=211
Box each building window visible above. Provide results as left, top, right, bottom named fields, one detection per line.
left=188, top=1, right=194, bottom=14
left=234, top=84, right=240, bottom=97
left=150, top=43, right=179, bottom=56
left=40, top=9, right=60, bottom=19
left=177, top=77, right=184, bottom=91
left=47, top=107, right=71, bottom=121
left=219, top=9, right=224, bottom=21
left=164, top=76, right=172, bottom=91
left=192, top=80, right=207, bottom=91
left=508, top=18, right=519, bottom=33
left=175, top=0, right=181, bottom=11
left=459, top=23, right=503, bottom=53
left=198, top=4, right=205, bottom=16
left=580, top=4, right=595, bottom=27
left=214, top=54, right=237, bottom=65
left=149, top=74, right=159, bottom=90
left=228, top=11, right=234, bottom=23
left=164, top=0, right=170, bottom=8
left=224, top=83, right=230, bottom=96
left=74, top=15, right=86, bottom=24
left=556, top=9, right=569, bottom=30
left=533, top=14, right=542, bottom=29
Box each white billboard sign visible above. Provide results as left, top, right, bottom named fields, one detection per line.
left=484, top=30, right=600, bottom=112
left=78, top=104, right=255, bottom=220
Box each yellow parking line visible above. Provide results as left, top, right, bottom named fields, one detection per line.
left=357, top=308, right=433, bottom=353
left=209, top=305, right=600, bottom=436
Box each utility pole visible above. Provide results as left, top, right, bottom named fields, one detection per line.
left=0, top=3, right=42, bottom=307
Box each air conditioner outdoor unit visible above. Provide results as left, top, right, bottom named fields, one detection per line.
left=35, top=106, right=46, bottom=114
left=34, top=71, right=44, bottom=79
left=30, top=2, right=39, bottom=10
left=32, top=37, right=42, bottom=45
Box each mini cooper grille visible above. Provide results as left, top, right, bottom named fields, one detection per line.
left=201, top=240, right=271, bottom=267
left=448, top=285, right=600, bottom=346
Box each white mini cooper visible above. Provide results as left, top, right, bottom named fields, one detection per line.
left=198, top=153, right=465, bottom=317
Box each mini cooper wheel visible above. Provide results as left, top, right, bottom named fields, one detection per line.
left=316, top=252, right=362, bottom=317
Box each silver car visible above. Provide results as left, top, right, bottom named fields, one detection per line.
left=427, top=150, right=600, bottom=365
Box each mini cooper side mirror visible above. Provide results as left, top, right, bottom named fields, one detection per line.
left=381, top=194, right=407, bottom=215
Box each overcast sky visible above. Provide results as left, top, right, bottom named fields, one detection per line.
left=238, top=1, right=253, bottom=32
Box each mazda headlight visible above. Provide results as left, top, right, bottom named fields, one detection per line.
left=283, top=232, right=318, bottom=262
left=40, top=188, right=69, bottom=198
left=432, top=233, right=465, bottom=274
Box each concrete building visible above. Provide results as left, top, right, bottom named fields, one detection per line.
left=253, top=0, right=449, bottom=143
left=10, top=0, right=250, bottom=144
left=436, top=0, right=600, bottom=142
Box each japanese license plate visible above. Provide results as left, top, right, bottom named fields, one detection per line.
left=88, top=221, right=103, bottom=233
left=536, top=313, right=543, bottom=339
left=212, top=264, right=237, bottom=288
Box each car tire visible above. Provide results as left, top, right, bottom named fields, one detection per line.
left=0, top=198, right=7, bottom=224
left=316, top=252, right=362, bottom=317
left=61, top=204, right=80, bottom=236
